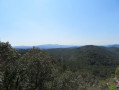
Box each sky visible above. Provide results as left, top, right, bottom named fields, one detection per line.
left=0, top=0, right=119, bottom=46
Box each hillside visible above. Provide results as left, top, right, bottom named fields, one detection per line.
left=2, top=42, right=119, bottom=89
left=47, top=45, right=119, bottom=62
left=47, top=45, right=119, bottom=78
left=17, top=45, right=119, bottom=79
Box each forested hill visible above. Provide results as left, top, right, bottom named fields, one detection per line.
left=19, top=45, right=119, bottom=67
left=47, top=45, right=119, bottom=62
left=1, top=42, right=119, bottom=90
left=46, top=45, right=119, bottom=78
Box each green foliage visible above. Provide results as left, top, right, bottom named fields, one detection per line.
left=0, top=42, right=55, bottom=90
left=109, top=83, right=117, bottom=90
left=19, top=47, right=55, bottom=90
left=1, top=42, right=119, bottom=90
left=100, top=82, right=109, bottom=90
left=115, top=67, right=119, bottom=78
left=0, top=42, right=20, bottom=90
left=51, top=71, right=79, bottom=90
left=47, top=45, right=119, bottom=78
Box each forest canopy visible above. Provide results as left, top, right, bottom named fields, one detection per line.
left=0, top=42, right=119, bottom=90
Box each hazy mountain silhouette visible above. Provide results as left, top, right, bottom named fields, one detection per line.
left=106, top=44, right=119, bottom=48
left=13, top=44, right=79, bottom=49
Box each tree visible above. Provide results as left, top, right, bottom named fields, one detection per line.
left=0, top=42, right=20, bottom=90
left=19, top=47, right=55, bottom=90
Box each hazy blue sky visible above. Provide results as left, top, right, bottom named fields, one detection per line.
left=0, top=0, right=119, bottom=46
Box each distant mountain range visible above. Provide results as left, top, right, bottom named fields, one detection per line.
left=106, top=44, right=119, bottom=48
left=13, top=44, right=79, bottom=49
left=13, top=44, right=119, bottom=49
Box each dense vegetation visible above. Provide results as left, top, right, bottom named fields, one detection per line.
left=47, top=46, right=119, bottom=78
left=1, top=42, right=119, bottom=90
